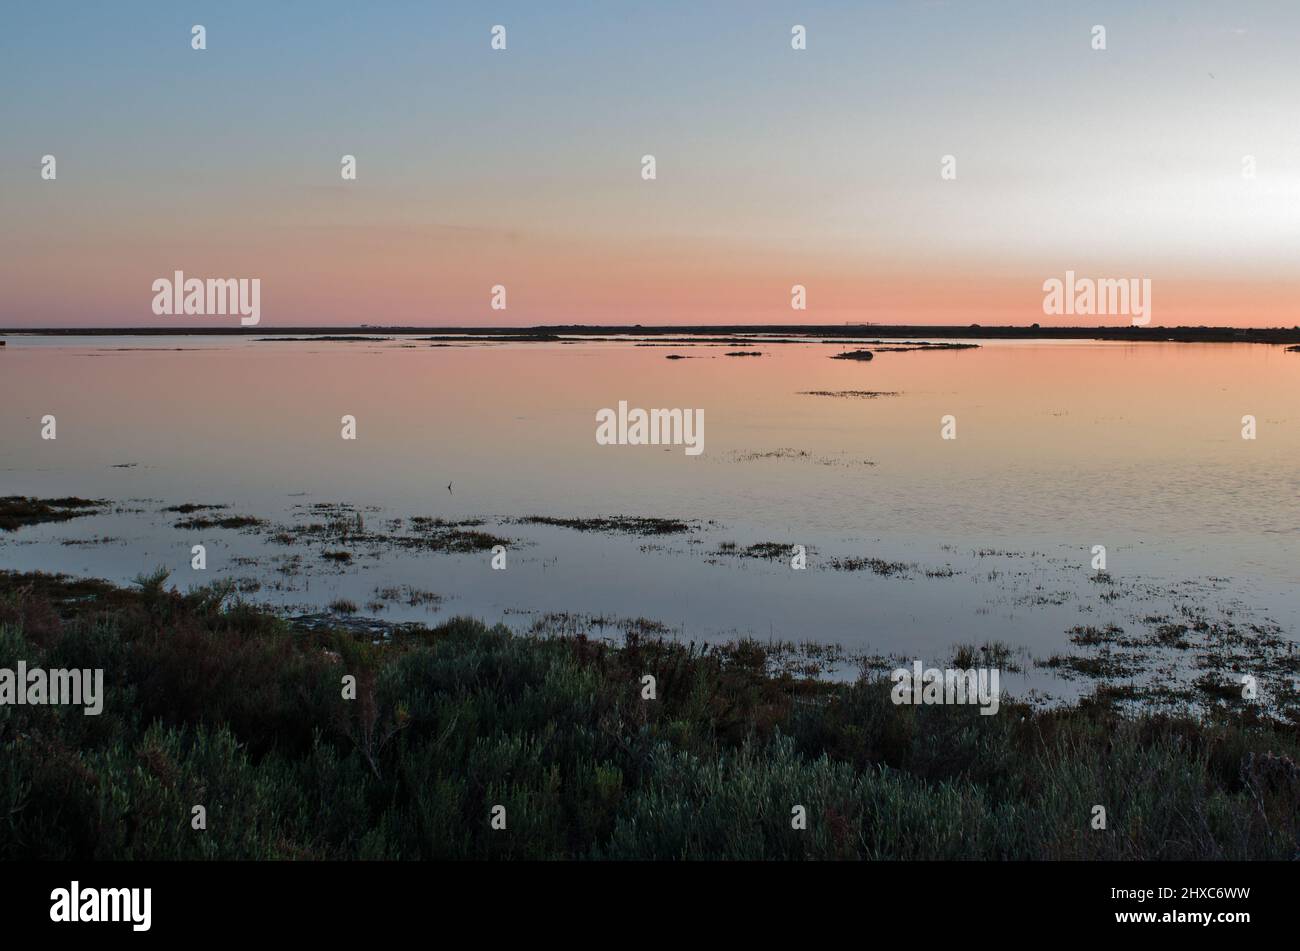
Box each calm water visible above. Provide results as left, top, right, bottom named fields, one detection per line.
left=1, top=334, right=1296, bottom=697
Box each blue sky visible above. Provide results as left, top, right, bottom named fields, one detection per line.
left=3, top=1, right=1297, bottom=326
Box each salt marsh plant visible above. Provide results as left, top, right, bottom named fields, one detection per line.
left=0, top=571, right=1296, bottom=861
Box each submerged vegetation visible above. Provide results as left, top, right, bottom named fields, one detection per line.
left=173, top=515, right=265, bottom=531
left=870, top=342, right=980, bottom=352
left=1, top=571, right=1296, bottom=860
left=824, top=549, right=958, bottom=578
left=159, top=502, right=514, bottom=559
left=513, top=515, right=695, bottom=535
left=830, top=342, right=978, bottom=361
left=798, top=390, right=901, bottom=399
left=0, top=497, right=105, bottom=532
left=255, top=336, right=393, bottom=342
left=712, top=541, right=798, bottom=561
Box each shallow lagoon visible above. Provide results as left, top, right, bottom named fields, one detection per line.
left=2, top=334, right=1296, bottom=702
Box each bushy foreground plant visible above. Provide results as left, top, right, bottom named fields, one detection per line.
left=1, top=571, right=1296, bottom=860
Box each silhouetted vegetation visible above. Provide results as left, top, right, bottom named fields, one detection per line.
left=514, top=515, right=694, bottom=535
left=0, top=497, right=105, bottom=533
left=173, top=515, right=265, bottom=531
left=1, top=571, right=1296, bottom=860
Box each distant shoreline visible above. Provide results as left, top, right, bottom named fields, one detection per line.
left=3, top=324, right=1300, bottom=343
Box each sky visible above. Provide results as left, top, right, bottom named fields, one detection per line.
left=2, top=1, right=1298, bottom=328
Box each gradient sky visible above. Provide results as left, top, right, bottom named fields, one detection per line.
left=2, top=1, right=1298, bottom=328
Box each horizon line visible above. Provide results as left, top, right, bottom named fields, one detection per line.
left=4, top=323, right=1300, bottom=344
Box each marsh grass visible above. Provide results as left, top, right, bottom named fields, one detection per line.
left=265, top=508, right=507, bottom=555
left=514, top=515, right=694, bottom=535
left=712, top=542, right=796, bottom=561
left=0, top=570, right=1296, bottom=860
left=950, top=641, right=1026, bottom=674
left=0, top=497, right=105, bottom=532
left=827, top=556, right=914, bottom=577
left=174, top=515, right=264, bottom=531
left=798, top=390, right=900, bottom=399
